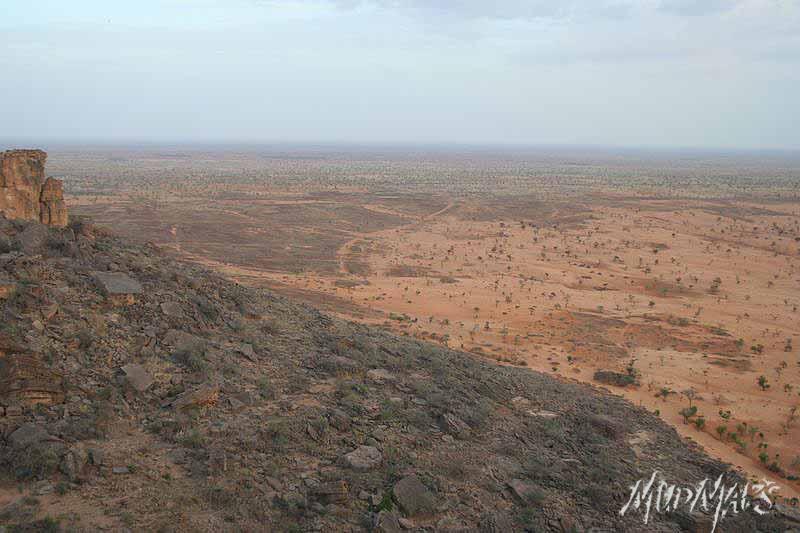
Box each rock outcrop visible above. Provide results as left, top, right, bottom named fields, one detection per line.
left=0, top=149, right=67, bottom=227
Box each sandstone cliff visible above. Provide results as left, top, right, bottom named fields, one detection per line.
left=0, top=149, right=67, bottom=227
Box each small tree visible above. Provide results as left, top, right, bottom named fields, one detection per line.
left=716, top=425, right=727, bottom=441
left=758, top=375, right=770, bottom=391
left=679, top=406, right=698, bottom=424
left=682, top=387, right=697, bottom=408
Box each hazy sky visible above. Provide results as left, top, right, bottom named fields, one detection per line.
left=3, top=0, right=799, bottom=149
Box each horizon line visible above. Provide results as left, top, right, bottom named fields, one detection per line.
left=1, top=138, right=799, bottom=156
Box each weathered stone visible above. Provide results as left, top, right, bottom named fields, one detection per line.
left=235, top=343, right=256, bottom=361
left=367, top=368, right=396, bottom=382
left=88, top=448, right=106, bottom=466
left=231, top=390, right=254, bottom=406
left=307, top=419, right=327, bottom=442
left=92, top=271, right=143, bottom=296
left=375, top=511, right=403, bottom=533
left=392, top=475, right=436, bottom=516
left=160, top=301, right=184, bottom=317
left=9, top=423, right=51, bottom=448
left=586, top=414, right=624, bottom=440
left=60, top=444, right=88, bottom=482
left=39, top=177, right=67, bottom=227
left=34, top=481, right=55, bottom=495
left=0, top=353, right=65, bottom=406
left=15, top=223, right=49, bottom=255
left=0, top=234, right=12, bottom=253
left=479, top=512, right=515, bottom=533
left=398, top=517, right=414, bottom=529
left=172, top=383, right=219, bottom=411
left=328, top=408, right=351, bottom=431
left=0, top=150, right=67, bottom=227
left=265, top=476, right=283, bottom=491
left=0, top=150, right=45, bottom=221
left=343, top=445, right=382, bottom=471
left=162, top=329, right=200, bottom=347
left=0, top=279, right=16, bottom=300
left=121, top=363, right=153, bottom=392
left=507, top=479, right=541, bottom=505
left=509, top=396, right=532, bottom=410
left=774, top=504, right=800, bottom=524
left=439, top=413, right=471, bottom=439
left=312, top=480, right=349, bottom=504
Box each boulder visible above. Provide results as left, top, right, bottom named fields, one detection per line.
left=60, top=444, right=88, bottom=482
left=235, top=343, right=256, bottom=361
left=121, top=363, right=153, bottom=392
left=392, top=475, right=436, bottom=516
left=9, top=423, right=51, bottom=448
left=328, top=408, right=352, bottom=431
left=160, top=301, right=184, bottom=317
left=506, top=479, right=541, bottom=505
left=15, top=223, right=49, bottom=255
left=343, top=445, right=382, bottom=471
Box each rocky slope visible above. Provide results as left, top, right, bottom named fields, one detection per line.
left=0, top=216, right=797, bottom=532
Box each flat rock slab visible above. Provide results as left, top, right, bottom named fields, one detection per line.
left=392, top=475, right=436, bottom=516
left=92, top=272, right=143, bottom=295
left=344, top=445, right=382, bottom=471
left=121, top=363, right=153, bottom=392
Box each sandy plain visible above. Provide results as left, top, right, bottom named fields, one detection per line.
left=58, top=147, right=800, bottom=500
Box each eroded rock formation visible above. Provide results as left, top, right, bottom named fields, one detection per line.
left=0, top=149, right=67, bottom=227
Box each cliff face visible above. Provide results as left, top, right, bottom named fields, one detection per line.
left=0, top=149, right=67, bottom=227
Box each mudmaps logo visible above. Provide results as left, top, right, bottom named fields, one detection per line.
left=620, top=471, right=779, bottom=532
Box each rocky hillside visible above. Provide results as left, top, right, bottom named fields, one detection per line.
left=0, top=215, right=797, bottom=532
